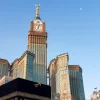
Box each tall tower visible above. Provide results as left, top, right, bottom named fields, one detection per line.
left=28, top=5, right=47, bottom=84
left=49, top=53, right=72, bottom=100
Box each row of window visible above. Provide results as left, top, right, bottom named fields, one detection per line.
left=0, top=64, right=8, bottom=76
left=27, top=57, right=33, bottom=66
left=29, top=44, right=46, bottom=64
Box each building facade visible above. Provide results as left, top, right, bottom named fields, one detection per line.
left=0, top=75, right=12, bottom=86
left=27, top=5, right=47, bottom=84
left=11, top=50, right=35, bottom=82
left=68, top=65, right=85, bottom=100
left=0, top=58, right=10, bottom=79
left=49, top=53, right=72, bottom=100
left=48, top=53, right=85, bottom=100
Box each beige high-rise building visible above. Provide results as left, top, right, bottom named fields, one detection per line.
left=0, top=58, right=10, bottom=79
left=48, top=53, right=85, bottom=100
left=11, top=50, right=34, bottom=81
left=49, top=53, right=72, bottom=100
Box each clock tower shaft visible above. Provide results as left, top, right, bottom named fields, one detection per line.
left=27, top=5, right=47, bottom=84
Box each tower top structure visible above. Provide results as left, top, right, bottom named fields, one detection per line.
left=35, top=4, right=41, bottom=20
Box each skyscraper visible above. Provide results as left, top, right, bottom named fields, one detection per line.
left=48, top=53, right=85, bottom=100
left=68, top=65, right=85, bottom=100
left=27, top=4, right=47, bottom=84
left=49, top=53, right=72, bottom=100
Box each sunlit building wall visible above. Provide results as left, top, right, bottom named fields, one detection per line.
left=11, top=59, right=19, bottom=79
left=0, top=75, right=13, bottom=86
left=11, top=50, right=35, bottom=82
left=48, top=53, right=85, bottom=100
left=49, top=53, right=72, bottom=100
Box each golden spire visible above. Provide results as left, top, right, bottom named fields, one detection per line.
left=35, top=4, right=41, bottom=19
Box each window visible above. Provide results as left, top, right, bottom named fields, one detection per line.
left=28, top=67, right=33, bottom=72
left=27, top=57, right=33, bottom=66
left=5, top=80, right=8, bottom=83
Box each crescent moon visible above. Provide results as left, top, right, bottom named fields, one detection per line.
left=80, top=8, right=82, bottom=11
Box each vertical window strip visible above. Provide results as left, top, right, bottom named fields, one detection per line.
left=38, top=37, right=40, bottom=82
left=35, top=36, right=37, bottom=82
left=31, top=36, right=33, bottom=52
left=37, top=36, right=39, bottom=82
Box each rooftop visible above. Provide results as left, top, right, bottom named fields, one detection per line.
left=0, top=78, right=51, bottom=98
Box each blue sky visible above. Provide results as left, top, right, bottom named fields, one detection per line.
left=0, top=0, right=100, bottom=99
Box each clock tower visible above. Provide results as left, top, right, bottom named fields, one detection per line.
left=28, top=4, right=47, bottom=84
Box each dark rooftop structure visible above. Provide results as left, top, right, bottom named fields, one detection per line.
left=0, top=78, right=51, bottom=100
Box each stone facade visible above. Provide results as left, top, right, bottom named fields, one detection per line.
left=0, top=75, right=12, bottom=86
left=49, top=53, right=72, bottom=100
left=11, top=51, right=34, bottom=82
left=48, top=53, right=85, bottom=100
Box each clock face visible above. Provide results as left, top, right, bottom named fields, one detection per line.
left=34, top=24, right=42, bottom=31
left=33, top=19, right=42, bottom=31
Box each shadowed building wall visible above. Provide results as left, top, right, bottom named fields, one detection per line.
left=0, top=58, right=10, bottom=79
left=69, top=65, right=85, bottom=100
